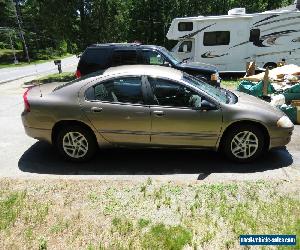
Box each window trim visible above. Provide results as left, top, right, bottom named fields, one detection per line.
left=144, top=76, right=219, bottom=110
left=84, top=75, right=148, bottom=106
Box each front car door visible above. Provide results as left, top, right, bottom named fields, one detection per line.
left=146, top=77, right=223, bottom=148
left=81, top=76, right=151, bottom=145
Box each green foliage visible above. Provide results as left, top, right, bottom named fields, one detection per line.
left=0, top=0, right=295, bottom=60
left=142, top=223, right=192, bottom=250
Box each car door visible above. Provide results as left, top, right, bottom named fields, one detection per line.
left=81, top=76, right=151, bottom=145
left=146, top=77, right=223, bottom=147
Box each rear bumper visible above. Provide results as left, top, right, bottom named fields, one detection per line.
left=269, top=127, right=293, bottom=149
left=23, top=125, right=52, bottom=143
left=21, top=111, right=52, bottom=143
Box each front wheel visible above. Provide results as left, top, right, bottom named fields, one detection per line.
left=56, top=125, right=97, bottom=161
left=222, top=125, right=265, bottom=162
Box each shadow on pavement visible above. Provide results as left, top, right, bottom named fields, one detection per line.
left=18, top=141, right=294, bottom=178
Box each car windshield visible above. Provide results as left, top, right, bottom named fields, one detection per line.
left=160, top=47, right=181, bottom=65
left=183, top=73, right=228, bottom=103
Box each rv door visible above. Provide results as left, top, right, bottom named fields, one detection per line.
left=173, top=39, right=194, bottom=62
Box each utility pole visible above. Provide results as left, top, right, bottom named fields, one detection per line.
left=13, top=0, right=30, bottom=63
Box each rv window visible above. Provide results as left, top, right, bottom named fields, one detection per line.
left=203, top=31, right=230, bottom=46
left=249, top=29, right=260, bottom=43
left=178, top=22, right=193, bottom=31
left=179, top=41, right=192, bottom=52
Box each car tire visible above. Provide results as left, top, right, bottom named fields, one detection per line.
left=222, top=125, right=265, bottom=163
left=56, top=125, right=97, bottom=162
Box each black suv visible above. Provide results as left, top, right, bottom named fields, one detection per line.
left=76, top=43, right=220, bottom=86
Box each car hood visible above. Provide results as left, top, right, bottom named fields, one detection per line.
left=178, top=61, right=218, bottom=73
left=232, top=90, right=285, bottom=118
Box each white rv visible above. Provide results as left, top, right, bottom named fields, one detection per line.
left=167, top=1, right=300, bottom=72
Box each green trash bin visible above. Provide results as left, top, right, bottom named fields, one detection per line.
left=237, top=80, right=275, bottom=97
left=283, top=83, right=300, bottom=102
left=279, top=105, right=297, bottom=124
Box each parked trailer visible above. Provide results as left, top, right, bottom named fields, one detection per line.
left=167, top=1, right=300, bottom=72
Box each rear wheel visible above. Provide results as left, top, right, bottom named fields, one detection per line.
left=56, top=125, right=97, bottom=161
left=222, top=125, right=265, bottom=162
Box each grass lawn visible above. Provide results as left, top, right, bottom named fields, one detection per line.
left=24, top=72, right=76, bottom=86
left=221, top=80, right=240, bottom=90
left=0, top=179, right=299, bottom=249
left=0, top=49, right=73, bottom=69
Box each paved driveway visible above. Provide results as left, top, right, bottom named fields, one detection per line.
left=0, top=55, right=79, bottom=84
left=0, top=78, right=299, bottom=182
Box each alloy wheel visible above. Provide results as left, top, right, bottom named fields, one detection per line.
left=230, top=131, right=259, bottom=159
left=62, top=132, right=89, bottom=159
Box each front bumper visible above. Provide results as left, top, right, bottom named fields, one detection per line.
left=269, top=127, right=293, bottom=149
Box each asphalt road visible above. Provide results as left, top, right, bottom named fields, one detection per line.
left=0, top=55, right=79, bottom=84
left=0, top=78, right=299, bottom=182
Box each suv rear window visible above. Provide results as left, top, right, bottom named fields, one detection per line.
left=81, top=48, right=111, bottom=68
left=112, top=50, right=138, bottom=66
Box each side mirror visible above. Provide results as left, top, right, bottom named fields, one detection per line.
left=200, top=100, right=217, bottom=111
left=163, top=61, right=171, bottom=67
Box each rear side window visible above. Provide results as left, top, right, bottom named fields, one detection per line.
left=80, top=48, right=111, bottom=67
left=86, top=77, right=144, bottom=104
left=178, top=22, right=193, bottom=31
left=203, top=31, right=230, bottom=46
left=249, top=29, right=260, bottom=43
left=112, top=50, right=138, bottom=66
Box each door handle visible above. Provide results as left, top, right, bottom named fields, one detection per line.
left=91, top=107, right=103, bottom=112
left=153, top=110, right=165, bottom=116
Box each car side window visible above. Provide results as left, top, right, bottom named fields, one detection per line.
left=141, top=50, right=165, bottom=65
left=112, top=50, right=138, bottom=66
left=86, top=77, right=144, bottom=104
left=148, top=77, right=203, bottom=108
left=178, top=41, right=192, bottom=52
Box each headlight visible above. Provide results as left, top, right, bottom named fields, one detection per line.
left=277, top=116, right=294, bottom=128
left=211, top=73, right=219, bottom=81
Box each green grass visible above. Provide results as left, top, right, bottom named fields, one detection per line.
left=142, top=223, right=192, bottom=250
left=0, top=49, right=72, bottom=69
left=0, top=180, right=299, bottom=249
left=25, top=72, right=76, bottom=85
left=0, top=192, right=26, bottom=230
left=221, top=79, right=240, bottom=89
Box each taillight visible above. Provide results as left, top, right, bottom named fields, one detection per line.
left=75, top=69, right=81, bottom=78
left=23, top=88, right=31, bottom=112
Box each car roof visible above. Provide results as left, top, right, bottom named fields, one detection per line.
left=87, top=43, right=165, bottom=50
left=102, top=65, right=183, bottom=81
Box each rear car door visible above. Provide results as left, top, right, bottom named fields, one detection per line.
left=146, top=77, right=223, bottom=147
left=81, top=76, right=151, bottom=145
